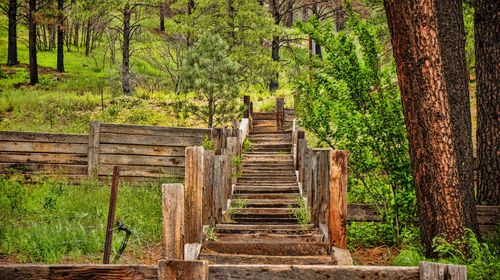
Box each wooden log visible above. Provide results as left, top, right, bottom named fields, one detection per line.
left=328, top=150, right=348, bottom=249
left=0, top=131, right=87, bottom=143
left=419, top=262, right=466, bottom=280
left=88, top=121, right=101, bottom=177
left=209, top=265, right=419, bottom=280
left=162, top=184, right=185, bottom=260
left=0, top=265, right=158, bottom=280
left=99, top=133, right=204, bottom=147
left=99, top=154, right=185, bottom=167
left=0, top=141, right=87, bottom=154
left=297, top=139, right=307, bottom=184
left=314, top=149, right=330, bottom=226
left=158, top=260, right=208, bottom=280
left=211, top=128, right=224, bottom=156
left=0, top=163, right=87, bottom=175
left=213, top=156, right=224, bottom=223
left=203, top=151, right=215, bottom=226
left=100, top=123, right=210, bottom=137
left=103, top=166, right=120, bottom=264
left=184, top=147, right=204, bottom=244
left=222, top=154, right=232, bottom=212
left=276, top=98, right=285, bottom=131
left=0, top=152, right=87, bottom=165
left=99, top=165, right=185, bottom=178
left=243, top=95, right=250, bottom=118
left=100, top=144, right=186, bottom=157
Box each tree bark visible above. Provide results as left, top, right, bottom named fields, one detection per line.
left=335, top=0, right=345, bottom=32
left=269, top=36, right=280, bottom=91
left=28, top=0, right=38, bottom=85
left=7, top=0, right=19, bottom=66
left=186, top=0, right=195, bottom=47
left=57, top=0, right=65, bottom=72
left=122, top=4, right=132, bottom=95
left=384, top=0, right=480, bottom=256
left=159, top=3, right=166, bottom=31
left=475, top=0, right=499, bottom=205
left=85, top=19, right=91, bottom=56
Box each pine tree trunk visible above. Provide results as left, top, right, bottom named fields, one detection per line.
left=269, top=36, right=280, bottom=91
left=335, top=0, right=345, bottom=32
left=384, top=0, right=480, bottom=256
left=57, top=0, right=65, bottom=72
left=122, top=4, right=132, bottom=95
left=475, top=0, right=499, bottom=205
left=85, top=20, right=91, bottom=56
left=159, top=3, right=165, bottom=31
left=73, top=22, right=79, bottom=47
left=186, top=0, right=195, bottom=47
left=28, top=0, right=38, bottom=85
left=7, top=0, right=18, bottom=66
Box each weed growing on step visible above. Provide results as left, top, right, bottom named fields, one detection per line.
left=290, top=197, right=311, bottom=231
left=231, top=199, right=247, bottom=209
left=204, top=226, right=217, bottom=241
left=231, top=155, right=243, bottom=179
left=202, top=136, right=215, bottom=151
left=242, top=138, right=252, bottom=153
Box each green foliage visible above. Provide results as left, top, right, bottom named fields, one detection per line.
left=0, top=178, right=162, bottom=263
left=296, top=16, right=415, bottom=237
left=204, top=226, right=217, bottom=241
left=242, top=138, right=252, bottom=153
left=181, top=33, right=241, bottom=128
left=347, top=222, right=396, bottom=250
left=231, top=199, right=247, bottom=209
left=203, top=136, right=215, bottom=151
left=290, top=198, right=311, bottom=230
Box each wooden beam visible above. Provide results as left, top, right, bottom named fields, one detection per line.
left=162, top=184, right=185, bottom=260
left=88, top=121, right=101, bottom=177
left=419, top=262, right=466, bottom=280
left=184, top=147, right=204, bottom=244
left=243, top=95, right=250, bottom=118
left=202, top=151, right=215, bottom=226
left=276, top=98, right=285, bottom=131
left=328, top=150, right=348, bottom=249
left=158, top=260, right=208, bottom=280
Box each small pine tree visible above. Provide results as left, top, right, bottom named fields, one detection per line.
left=182, top=33, right=241, bottom=128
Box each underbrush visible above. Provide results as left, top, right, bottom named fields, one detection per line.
left=0, top=177, right=163, bottom=263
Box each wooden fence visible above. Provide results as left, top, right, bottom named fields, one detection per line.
left=0, top=122, right=214, bottom=183
left=0, top=261, right=466, bottom=280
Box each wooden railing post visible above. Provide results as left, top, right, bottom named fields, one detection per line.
left=213, top=155, right=224, bottom=223
left=243, top=95, right=250, bottom=118
left=211, top=128, right=224, bottom=155
left=296, top=130, right=305, bottom=171
left=202, top=151, right=215, bottom=226
left=328, top=150, right=348, bottom=249
left=158, top=260, right=208, bottom=280
left=162, top=184, right=185, bottom=260
left=185, top=147, right=204, bottom=244
left=314, top=149, right=330, bottom=227
left=88, top=121, right=101, bottom=177
left=276, top=98, right=284, bottom=131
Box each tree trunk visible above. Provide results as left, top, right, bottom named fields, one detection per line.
left=73, top=22, right=79, bottom=47
left=186, top=0, right=195, bottom=47
left=269, top=36, right=280, bottom=91
left=122, top=4, right=132, bottom=95
left=208, top=96, right=214, bottom=128
left=28, top=0, right=38, bottom=85
left=335, top=0, right=345, bottom=32
left=475, top=0, right=499, bottom=205
left=57, top=0, right=65, bottom=72
left=284, top=0, right=293, bottom=28
left=227, top=0, right=236, bottom=48
left=159, top=3, right=166, bottom=31
left=85, top=19, right=91, bottom=56
left=384, top=0, right=480, bottom=256
left=7, top=0, right=19, bottom=66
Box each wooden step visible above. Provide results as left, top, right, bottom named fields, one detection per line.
left=249, top=131, right=290, bottom=135
left=241, top=171, right=296, bottom=176
left=203, top=241, right=329, bottom=256
left=252, top=112, right=277, bottom=120
left=231, top=208, right=296, bottom=215
left=253, top=120, right=277, bottom=127
left=213, top=233, right=323, bottom=243
left=234, top=186, right=299, bottom=194
left=242, top=199, right=298, bottom=208
left=234, top=193, right=302, bottom=200
left=214, top=223, right=316, bottom=234
left=237, top=179, right=297, bottom=184
left=252, top=126, right=277, bottom=133
left=232, top=217, right=298, bottom=224
left=202, top=254, right=333, bottom=265
left=209, top=264, right=417, bottom=280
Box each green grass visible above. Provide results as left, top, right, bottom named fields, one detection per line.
left=0, top=177, right=163, bottom=264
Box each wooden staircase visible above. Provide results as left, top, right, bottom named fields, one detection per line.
left=200, top=112, right=334, bottom=266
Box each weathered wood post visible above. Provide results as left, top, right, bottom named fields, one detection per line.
left=298, top=139, right=307, bottom=187
left=328, top=150, right=348, bottom=249
left=158, top=260, right=208, bottom=280
left=296, top=130, right=305, bottom=171
left=213, top=155, right=225, bottom=223
left=243, top=95, right=250, bottom=118
left=276, top=98, right=285, bottom=131
left=314, top=149, right=330, bottom=227
left=211, top=128, right=224, bottom=156
left=162, top=184, right=185, bottom=260
left=202, top=151, right=215, bottom=226
left=419, top=262, right=466, bottom=280
left=185, top=147, right=204, bottom=244
left=88, top=121, right=101, bottom=177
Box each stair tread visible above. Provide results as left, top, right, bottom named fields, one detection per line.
left=201, top=254, right=333, bottom=265
left=203, top=241, right=329, bottom=256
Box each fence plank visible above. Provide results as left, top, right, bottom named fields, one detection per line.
left=328, top=150, right=348, bottom=249
left=0, top=163, right=87, bottom=175
left=0, top=141, right=87, bottom=154
left=185, top=147, right=204, bottom=244
left=100, top=144, right=186, bottom=157
left=158, top=260, right=208, bottom=280
left=0, top=153, right=87, bottom=165
left=276, top=98, right=285, bottom=131
left=100, top=123, right=210, bottom=137
left=419, top=262, right=466, bottom=280
left=100, top=134, right=203, bottom=147
left=162, top=184, right=185, bottom=260
left=99, top=154, right=185, bottom=167
left=0, top=131, right=87, bottom=143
